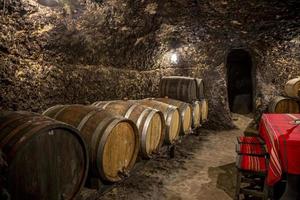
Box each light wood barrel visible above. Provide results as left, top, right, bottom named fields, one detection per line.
left=200, top=99, right=209, bottom=123
left=0, top=111, right=88, bottom=200
left=153, top=98, right=192, bottom=135
left=159, top=76, right=198, bottom=102
left=268, top=96, right=300, bottom=113
left=192, top=101, right=201, bottom=128
left=92, top=100, right=165, bottom=158
left=285, top=77, right=300, bottom=98
left=43, top=105, right=139, bottom=182
left=138, top=99, right=181, bottom=144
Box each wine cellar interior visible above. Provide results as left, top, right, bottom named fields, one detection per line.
left=0, top=0, right=300, bottom=200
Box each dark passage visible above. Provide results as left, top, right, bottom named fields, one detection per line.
left=227, top=49, right=253, bottom=114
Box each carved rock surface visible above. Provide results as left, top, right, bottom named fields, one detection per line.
left=0, top=0, right=299, bottom=129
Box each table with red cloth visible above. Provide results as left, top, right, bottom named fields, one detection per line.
left=259, top=113, right=300, bottom=186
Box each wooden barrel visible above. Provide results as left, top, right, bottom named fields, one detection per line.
left=43, top=105, right=139, bottom=182
left=159, top=76, right=198, bottom=102
left=0, top=111, right=88, bottom=200
left=192, top=101, right=201, bottom=128
left=200, top=99, right=209, bottom=123
left=92, top=100, right=165, bottom=158
left=195, top=78, right=205, bottom=99
left=137, top=99, right=181, bottom=144
left=268, top=96, right=300, bottom=113
left=152, top=98, right=192, bottom=135
left=285, top=77, right=300, bottom=98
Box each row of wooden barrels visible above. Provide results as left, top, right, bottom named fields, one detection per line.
left=268, top=78, right=300, bottom=113
left=0, top=98, right=208, bottom=200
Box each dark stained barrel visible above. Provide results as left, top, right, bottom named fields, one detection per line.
left=43, top=105, right=139, bottom=182
left=268, top=96, right=300, bottom=113
left=92, top=100, right=165, bottom=158
left=0, top=111, right=88, bottom=200
left=159, top=76, right=205, bottom=102
left=138, top=99, right=181, bottom=144
left=285, top=77, right=300, bottom=98
left=153, top=98, right=192, bottom=135
left=159, top=76, right=198, bottom=102
left=195, top=78, right=205, bottom=99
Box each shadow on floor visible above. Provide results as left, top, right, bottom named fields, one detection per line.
left=209, top=162, right=236, bottom=199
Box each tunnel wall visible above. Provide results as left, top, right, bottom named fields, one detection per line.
left=0, top=0, right=299, bottom=129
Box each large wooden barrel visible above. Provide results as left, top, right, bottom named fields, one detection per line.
left=43, top=105, right=139, bottom=182
left=159, top=76, right=205, bottom=102
left=285, top=77, right=300, bottom=98
left=192, top=101, right=201, bottom=128
left=152, top=98, right=192, bottom=135
left=137, top=99, right=181, bottom=144
left=0, top=111, right=88, bottom=200
left=159, top=76, right=198, bottom=102
left=200, top=99, right=209, bottom=123
left=268, top=96, right=300, bottom=113
left=92, top=100, right=165, bottom=158
left=195, top=78, right=205, bottom=99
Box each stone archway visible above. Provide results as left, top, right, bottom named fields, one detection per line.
left=226, top=49, right=254, bottom=114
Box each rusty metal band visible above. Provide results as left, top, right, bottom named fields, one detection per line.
left=42, top=105, right=64, bottom=116
left=51, top=105, right=70, bottom=120
left=0, top=118, right=50, bottom=149
left=77, top=109, right=99, bottom=131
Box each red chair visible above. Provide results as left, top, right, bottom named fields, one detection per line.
left=235, top=154, right=269, bottom=200
left=236, top=143, right=267, bottom=156
left=237, top=136, right=265, bottom=145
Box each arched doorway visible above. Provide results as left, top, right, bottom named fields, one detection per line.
left=226, top=49, right=254, bottom=114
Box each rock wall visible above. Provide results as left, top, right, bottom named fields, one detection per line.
left=0, top=0, right=299, bottom=129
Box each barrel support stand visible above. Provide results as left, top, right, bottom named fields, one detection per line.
left=169, top=145, right=175, bottom=158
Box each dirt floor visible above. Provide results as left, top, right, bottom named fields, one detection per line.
left=81, top=114, right=252, bottom=200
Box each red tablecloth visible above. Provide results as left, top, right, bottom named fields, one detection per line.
left=259, top=114, right=300, bottom=186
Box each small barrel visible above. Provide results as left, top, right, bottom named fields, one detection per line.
left=268, top=96, right=300, bottom=113
left=159, top=76, right=198, bottom=102
left=195, top=78, right=205, bottom=99
left=92, top=100, right=165, bottom=158
left=285, top=77, right=300, bottom=98
left=192, top=101, right=201, bottom=128
left=200, top=99, right=209, bottom=123
left=43, top=105, right=139, bottom=182
left=138, top=99, right=181, bottom=144
left=153, top=98, right=192, bottom=135
left=0, top=111, right=88, bottom=200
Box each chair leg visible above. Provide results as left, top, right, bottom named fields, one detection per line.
left=262, top=177, right=269, bottom=200
left=235, top=171, right=242, bottom=200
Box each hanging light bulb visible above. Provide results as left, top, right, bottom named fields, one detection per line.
left=37, top=0, right=60, bottom=7
left=170, top=52, right=178, bottom=64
